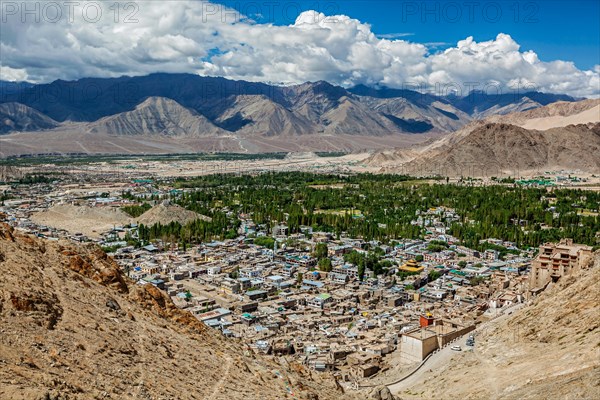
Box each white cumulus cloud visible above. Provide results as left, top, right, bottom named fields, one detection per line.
left=0, top=1, right=597, bottom=97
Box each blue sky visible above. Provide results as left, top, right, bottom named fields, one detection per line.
left=219, top=0, right=600, bottom=70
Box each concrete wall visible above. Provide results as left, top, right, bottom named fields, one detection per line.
left=400, top=332, right=439, bottom=363
left=421, top=334, right=439, bottom=359
left=400, top=335, right=423, bottom=363
left=438, top=325, right=475, bottom=347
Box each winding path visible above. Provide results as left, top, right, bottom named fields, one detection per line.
left=206, top=355, right=233, bottom=400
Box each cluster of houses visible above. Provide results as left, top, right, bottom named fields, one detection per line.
left=99, top=222, right=534, bottom=383
left=1, top=177, right=541, bottom=384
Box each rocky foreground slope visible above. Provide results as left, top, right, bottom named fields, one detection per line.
left=397, top=252, right=600, bottom=400
left=0, top=220, right=355, bottom=400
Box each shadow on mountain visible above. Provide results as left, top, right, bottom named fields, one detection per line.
left=216, top=112, right=253, bottom=132
left=384, top=114, right=434, bottom=133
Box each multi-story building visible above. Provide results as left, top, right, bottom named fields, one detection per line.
left=221, top=278, right=241, bottom=294
left=483, top=249, right=499, bottom=261
left=307, top=293, right=334, bottom=309
left=272, top=224, right=288, bottom=237
left=329, top=273, right=349, bottom=284
left=529, top=239, right=593, bottom=289
left=240, top=267, right=262, bottom=279
left=332, top=264, right=359, bottom=279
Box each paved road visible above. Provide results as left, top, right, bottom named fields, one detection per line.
left=388, top=303, right=525, bottom=395
left=388, top=336, right=470, bottom=393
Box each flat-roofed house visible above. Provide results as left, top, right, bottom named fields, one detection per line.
left=307, top=293, right=334, bottom=309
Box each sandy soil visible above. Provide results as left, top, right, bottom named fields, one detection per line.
left=136, top=203, right=211, bottom=226
left=30, top=204, right=132, bottom=238
left=520, top=105, right=600, bottom=130
left=30, top=151, right=376, bottom=178
left=0, top=129, right=443, bottom=158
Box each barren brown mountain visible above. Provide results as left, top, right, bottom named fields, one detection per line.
left=366, top=99, right=600, bottom=176
left=485, top=99, right=600, bottom=130
left=213, top=95, right=317, bottom=136
left=0, top=102, right=59, bottom=134
left=87, top=97, right=226, bottom=136
left=319, top=96, right=405, bottom=136
left=356, top=96, right=470, bottom=133
left=0, top=221, right=354, bottom=400
left=136, top=203, right=212, bottom=226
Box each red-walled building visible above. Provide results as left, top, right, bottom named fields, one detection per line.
left=419, top=313, right=435, bottom=328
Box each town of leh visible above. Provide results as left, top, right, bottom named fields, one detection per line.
left=0, top=1, right=599, bottom=400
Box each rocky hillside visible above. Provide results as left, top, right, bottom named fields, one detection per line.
left=136, top=203, right=212, bottom=226
left=397, top=251, right=600, bottom=400
left=0, top=102, right=59, bottom=134
left=87, top=97, right=226, bottom=136
left=367, top=122, right=600, bottom=176
left=0, top=221, right=353, bottom=400
left=416, top=123, right=600, bottom=175
left=365, top=99, right=600, bottom=176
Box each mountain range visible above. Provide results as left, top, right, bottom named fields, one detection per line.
left=0, top=73, right=588, bottom=156
left=1, top=74, right=576, bottom=133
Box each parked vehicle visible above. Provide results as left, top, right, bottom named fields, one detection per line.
left=451, top=345, right=462, bottom=351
